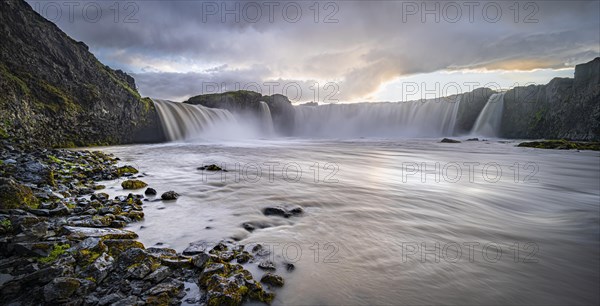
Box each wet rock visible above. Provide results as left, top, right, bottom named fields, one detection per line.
left=144, top=266, right=172, bottom=284
left=466, top=138, right=479, bottom=141
left=258, top=260, right=276, bottom=270
left=161, top=191, right=179, bottom=201
left=235, top=251, right=251, bottom=264
left=144, top=188, right=157, bottom=196
left=440, top=138, right=461, bottom=143
left=182, top=241, right=209, bottom=256
left=116, top=165, right=139, bottom=177
left=62, top=226, right=138, bottom=240
left=121, top=179, right=148, bottom=190
left=144, top=278, right=184, bottom=299
left=263, top=206, right=286, bottom=217
left=242, top=222, right=256, bottom=232
left=263, top=205, right=304, bottom=218
left=191, top=253, right=210, bottom=269
left=49, top=203, right=71, bottom=216
left=98, top=292, right=124, bottom=305
left=84, top=253, right=114, bottom=283
left=43, top=277, right=81, bottom=302
left=260, top=273, right=284, bottom=287
left=13, top=241, right=58, bottom=257
left=197, top=164, right=224, bottom=171
left=146, top=247, right=177, bottom=257
left=0, top=178, right=39, bottom=210
left=285, top=263, right=295, bottom=272
left=104, top=239, right=145, bottom=257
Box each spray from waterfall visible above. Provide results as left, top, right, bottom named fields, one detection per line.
left=153, top=99, right=239, bottom=141
left=471, top=92, right=506, bottom=137
left=293, top=95, right=462, bottom=138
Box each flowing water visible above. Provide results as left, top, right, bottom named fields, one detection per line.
left=97, top=138, right=600, bottom=305
left=294, top=96, right=462, bottom=138
left=471, top=93, right=506, bottom=137
left=91, top=99, right=600, bottom=304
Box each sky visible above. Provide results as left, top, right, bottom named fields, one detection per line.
left=26, top=0, right=600, bottom=103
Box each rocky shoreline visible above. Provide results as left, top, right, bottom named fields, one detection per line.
left=0, top=138, right=285, bottom=306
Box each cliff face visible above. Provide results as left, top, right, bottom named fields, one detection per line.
left=501, top=58, right=600, bottom=140
left=186, top=91, right=296, bottom=135
left=0, top=0, right=164, bottom=147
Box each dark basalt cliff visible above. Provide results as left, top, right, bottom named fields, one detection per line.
left=501, top=58, right=600, bottom=140
left=0, top=0, right=164, bottom=147
left=186, top=91, right=296, bottom=135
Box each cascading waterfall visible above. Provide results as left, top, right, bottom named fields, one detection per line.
left=471, top=92, right=506, bottom=137
left=293, top=95, right=462, bottom=138
left=153, top=99, right=237, bottom=141
left=258, top=101, right=275, bottom=135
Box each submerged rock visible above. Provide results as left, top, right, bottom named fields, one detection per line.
left=440, top=138, right=461, bottom=143
left=144, top=188, right=157, bottom=196
left=260, top=273, right=284, bottom=287
left=517, top=140, right=600, bottom=151
left=258, top=260, right=276, bottom=270
left=161, top=191, right=179, bottom=200
left=197, top=164, right=224, bottom=171
left=263, top=205, right=304, bottom=218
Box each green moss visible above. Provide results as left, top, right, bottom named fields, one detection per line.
left=85, top=276, right=96, bottom=283
left=0, top=179, right=40, bottom=210
left=518, top=139, right=600, bottom=151
left=0, top=126, right=8, bottom=139
left=121, top=179, right=148, bottom=190
left=116, top=165, right=139, bottom=176
left=38, top=243, right=70, bottom=264
left=0, top=219, right=13, bottom=233
left=78, top=249, right=101, bottom=265
left=0, top=63, right=31, bottom=95
left=104, top=239, right=145, bottom=257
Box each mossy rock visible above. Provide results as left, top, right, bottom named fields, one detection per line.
left=0, top=218, right=13, bottom=234
left=38, top=243, right=71, bottom=264
left=104, top=239, right=145, bottom=257
left=116, top=165, right=139, bottom=176
left=518, top=139, right=600, bottom=151
left=121, top=179, right=148, bottom=190
left=0, top=178, right=40, bottom=209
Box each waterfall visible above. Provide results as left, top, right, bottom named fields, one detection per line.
left=471, top=92, right=506, bottom=137
left=258, top=101, right=275, bottom=135
left=153, top=99, right=237, bottom=141
left=293, top=95, right=462, bottom=138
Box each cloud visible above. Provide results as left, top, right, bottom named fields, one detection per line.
left=26, top=0, right=600, bottom=101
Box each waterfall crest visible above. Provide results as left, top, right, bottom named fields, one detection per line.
left=293, top=96, right=462, bottom=138
left=471, top=92, right=506, bottom=137
left=258, top=101, right=275, bottom=135
left=153, top=99, right=237, bottom=141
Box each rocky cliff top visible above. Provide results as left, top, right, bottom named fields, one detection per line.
left=0, top=0, right=163, bottom=147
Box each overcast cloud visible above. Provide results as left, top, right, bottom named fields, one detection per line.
left=26, top=0, right=600, bottom=102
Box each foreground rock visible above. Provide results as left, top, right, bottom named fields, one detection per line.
left=121, top=179, right=148, bottom=190
left=0, top=141, right=280, bottom=305
left=161, top=191, right=180, bottom=201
